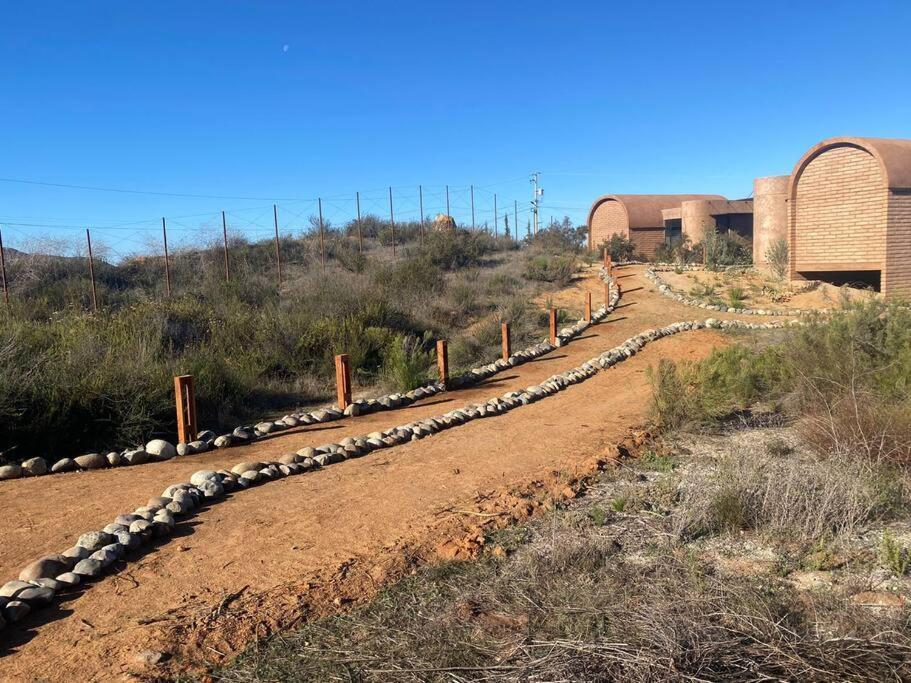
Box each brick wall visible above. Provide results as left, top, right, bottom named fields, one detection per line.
left=589, top=200, right=627, bottom=250
left=886, top=190, right=911, bottom=299
left=630, top=227, right=667, bottom=259
left=790, top=145, right=887, bottom=279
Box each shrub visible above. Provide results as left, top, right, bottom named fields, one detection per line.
left=880, top=530, right=911, bottom=576
left=381, top=334, right=433, bottom=392
left=421, top=229, right=495, bottom=270
left=727, top=285, right=746, bottom=309
left=765, top=238, right=789, bottom=279
left=600, top=233, right=636, bottom=262
left=523, top=254, right=576, bottom=285
left=700, top=228, right=752, bottom=268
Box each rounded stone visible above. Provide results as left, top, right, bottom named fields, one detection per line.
left=122, top=449, right=149, bottom=466
left=231, top=461, right=263, bottom=476
left=76, top=531, right=113, bottom=551
left=188, top=440, right=208, bottom=453
left=55, top=572, right=81, bottom=588
left=62, top=545, right=92, bottom=562
left=114, top=514, right=140, bottom=526
left=74, top=453, right=107, bottom=470
left=0, top=464, right=22, bottom=480
left=106, top=452, right=123, bottom=467
left=145, top=439, right=176, bottom=461
left=4, top=600, right=30, bottom=623
left=129, top=519, right=153, bottom=536
left=20, top=457, right=48, bottom=477
left=0, top=580, right=33, bottom=598
left=16, top=586, right=55, bottom=605
left=190, top=470, right=219, bottom=487
left=51, top=458, right=77, bottom=473
left=72, top=558, right=103, bottom=577
left=19, top=557, right=68, bottom=582
left=176, top=442, right=191, bottom=456
left=213, top=435, right=233, bottom=449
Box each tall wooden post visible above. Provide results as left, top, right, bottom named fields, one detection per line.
left=86, top=228, right=98, bottom=313
left=605, top=281, right=610, bottom=307
left=221, top=210, right=230, bottom=282
left=603, top=247, right=608, bottom=268
left=273, top=204, right=283, bottom=290
left=418, top=184, right=425, bottom=246
left=501, top=322, right=511, bottom=361
left=549, top=308, right=558, bottom=345
left=355, top=191, right=363, bottom=254
left=470, top=184, right=475, bottom=229
left=584, top=292, right=592, bottom=322
left=173, top=375, right=198, bottom=445
left=0, top=226, right=9, bottom=310
left=388, top=186, right=396, bottom=258
left=436, top=339, right=449, bottom=390
left=318, top=198, right=326, bottom=270
left=335, top=354, right=352, bottom=411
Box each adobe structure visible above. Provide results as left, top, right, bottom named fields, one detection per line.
left=788, top=137, right=911, bottom=297
left=587, top=135, right=911, bottom=299
left=587, top=194, right=724, bottom=258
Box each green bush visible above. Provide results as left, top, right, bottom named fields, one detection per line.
left=523, top=254, right=577, bottom=285
left=600, top=233, right=636, bottom=262
left=382, top=334, right=433, bottom=392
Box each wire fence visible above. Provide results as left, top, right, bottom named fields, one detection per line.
left=0, top=182, right=543, bottom=314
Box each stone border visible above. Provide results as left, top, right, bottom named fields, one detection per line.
left=644, top=266, right=827, bottom=317
left=0, top=274, right=620, bottom=483
left=1, top=297, right=793, bottom=633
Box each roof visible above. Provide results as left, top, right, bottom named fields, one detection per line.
left=790, top=137, right=911, bottom=191
left=588, top=194, right=726, bottom=229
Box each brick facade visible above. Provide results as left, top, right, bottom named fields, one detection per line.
left=589, top=199, right=628, bottom=249
left=886, top=190, right=911, bottom=297
left=630, top=227, right=667, bottom=258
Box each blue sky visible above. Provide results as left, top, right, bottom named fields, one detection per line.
left=1, top=1, right=909, bottom=257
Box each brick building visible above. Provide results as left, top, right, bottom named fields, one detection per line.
left=789, top=137, right=911, bottom=297
left=587, top=194, right=723, bottom=259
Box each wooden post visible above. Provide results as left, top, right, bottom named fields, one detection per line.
left=603, top=247, right=608, bottom=268
left=388, top=186, right=396, bottom=258
left=355, top=191, right=363, bottom=254
left=273, top=204, right=283, bottom=290
left=549, top=308, right=557, bottom=345
left=470, top=184, right=475, bottom=229
left=584, top=291, right=592, bottom=322
left=335, top=354, right=352, bottom=411
left=161, top=218, right=172, bottom=297
left=605, top=281, right=610, bottom=307
left=436, top=339, right=449, bottom=390
left=318, top=198, right=326, bottom=270
left=494, top=193, right=498, bottom=238
left=501, top=322, right=511, bottom=361
left=0, top=226, right=9, bottom=310
left=86, top=228, right=98, bottom=313
left=418, top=184, right=425, bottom=246
left=514, top=200, right=518, bottom=241
left=221, top=210, right=230, bottom=282
left=173, top=375, right=198, bottom=445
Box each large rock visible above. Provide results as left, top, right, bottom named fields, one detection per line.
left=145, top=440, right=176, bottom=461
left=51, top=458, right=77, bottom=473
left=254, top=421, right=274, bottom=435
left=76, top=531, right=113, bottom=551
left=213, top=435, right=233, bottom=449
left=0, top=580, right=33, bottom=598
left=189, top=470, right=219, bottom=487
left=231, top=461, right=263, bottom=476
left=72, top=558, right=103, bottom=578
left=74, top=453, right=107, bottom=470
left=106, top=452, right=123, bottom=467
left=20, top=457, right=48, bottom=476
left=197, top=429, right=216, bottom=443
left=122, top=449, right=149, bottom=466
left=19, top=557, right=68, bottom=582
left=16, top=585, right=55, bottom=605
left=0, top=464, right=22, bottom=480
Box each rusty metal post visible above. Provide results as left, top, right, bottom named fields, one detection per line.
left=335, top=353, right=352, bottom=411
left=470, top=184, right=475, bottom=229
left=173, top=375, right=198, bottom=444
left=501, top=322, right=511, bottom=361
left=221, top=210, right=230, bottom=282
left=273, top=204, right=283, bottom=290
left=0, top=226, right=9, bottom=310
left=585, top=291, right=592, bottom=322
left=436, top=339, right=449, bottom=390
left=418, top=184, right=425, bottom=246
left=355, top=191, right=363, bottom=254
left=86, top=228, right=98, bottom=313
left=318, top=198, right=326, bottom=270
left=549, top=308, right=557, bottom=345
left=493, top=193, right=498, bottom=238
left=388, top=186, right=396, bottom=258
left=161, top=218, right=172, bottom=297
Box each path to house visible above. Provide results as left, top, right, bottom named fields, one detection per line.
left=0, top=265, right=793, bottom=681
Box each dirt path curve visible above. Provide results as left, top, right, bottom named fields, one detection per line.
left=0, top=266, right=784, bottom=681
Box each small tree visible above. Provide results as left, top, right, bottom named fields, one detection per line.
left=601, top=233, right=636, bottom=262
left=765, top=238, right=789, bottom=279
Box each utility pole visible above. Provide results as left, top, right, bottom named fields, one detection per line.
left=418, top=185, right=425, bottom=245
left=273, top=204, right=282, bottom=290
left=493, top=193, right=498, bottom=238
left=221, top=210, right=230, bottom=282
left=470, top=184, right=475, bottom=229
left=162, top=217, right=172, bottom=297
left=530, top=171, right=543, bottom=237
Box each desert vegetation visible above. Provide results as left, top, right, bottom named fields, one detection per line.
left=0, top=218, right=588, bottom=461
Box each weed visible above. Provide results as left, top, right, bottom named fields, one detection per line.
left=880, top=530, right=911, bottom=576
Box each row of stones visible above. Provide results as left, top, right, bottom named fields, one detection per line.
left=644, top=266, right=825, bottom=317
left=0, top=291, right=614, bottom=483
left=0, top=272, right=621, bottom=631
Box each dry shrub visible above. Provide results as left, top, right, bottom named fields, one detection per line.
left=675, top=447, right=908, bottom=543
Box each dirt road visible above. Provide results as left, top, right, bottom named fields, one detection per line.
left=0, top=266, right=783, bottom=681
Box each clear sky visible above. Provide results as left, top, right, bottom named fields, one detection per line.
left=1, top=1, right=909, bottom=257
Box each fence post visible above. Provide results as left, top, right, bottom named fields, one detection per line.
left=221, top=210, right=230, bottom=282
left=0, top=226, right=9, bottom=310
left=273, top=204, right=283, bottom=290
left=161, top=217, right=172, bottom=297
left=494, top=193, right=498, bottom=238
left=549, top=307, right=557, bottom=345
left=173, top=375, right=198, bottom=444
left=605, top=281, right=610, bottom=308
left=584, top=292, right=592, bottom=322
left=436, top=339, right=449, bottom=390
left=318, top=198, right=326, bottom=270
left=335, top=353, right=352, bottom=411
left=445, top=184, right=450, bottom=218
left=351, top=191, right=362, bottom=254
left=514, top=200, right=518, bottom=242
left=501, top=322, right=511, bottom=361
left=86, top=228, right=98, bottom=313
left=388, top=186, right=396, bottom=258
left=470, top=184, right=475, bottom=229
left=419, top=184, right=425, bottom=246
left=603, top=247, right=608, bottom=268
